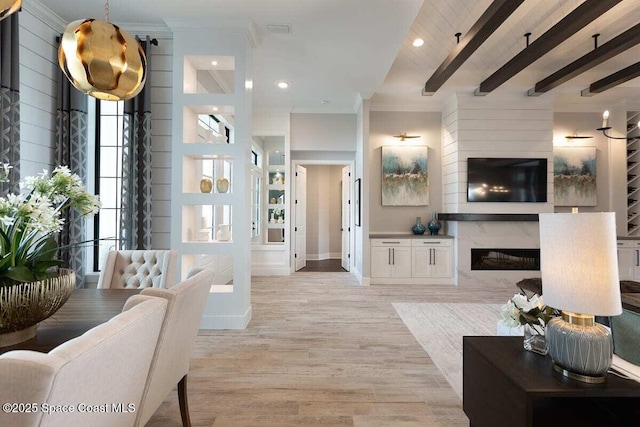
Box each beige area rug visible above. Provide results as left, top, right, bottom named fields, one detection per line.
left=392, top=303, right=502, bottom=400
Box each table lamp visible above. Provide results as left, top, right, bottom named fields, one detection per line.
left=539, top=212, right=622, bottom=383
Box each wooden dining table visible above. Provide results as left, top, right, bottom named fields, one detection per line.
left=0, top=289, right=140, bottom=355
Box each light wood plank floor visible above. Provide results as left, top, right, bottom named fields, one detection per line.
left=147, top=272, right=515, bottom=427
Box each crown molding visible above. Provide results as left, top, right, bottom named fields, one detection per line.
left=163, top=18, right=260, bottom=48
left=117, top=23, right=173, bottom=40
left=23, top=0, right=66, bottom=32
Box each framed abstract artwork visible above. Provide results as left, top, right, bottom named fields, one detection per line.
left=381, top=146, right=429, bottom=206
left=553, top=146, right=596, bottom=206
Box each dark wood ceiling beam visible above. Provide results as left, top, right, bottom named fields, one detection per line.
left=475, top=0, right=622, bottom=96
left=528, top=23, right=640, bottom=96
left=581, top=61, right=640, bottom=96
left=422, top=0, right=524, bottom=96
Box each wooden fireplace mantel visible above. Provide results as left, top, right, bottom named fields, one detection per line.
left=437, top=213, right=539, bottom=222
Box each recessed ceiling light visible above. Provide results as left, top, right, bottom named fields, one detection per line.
left=211, top=60, right=218, bottom=66
left=412, top=38, right=424, bottom=47
left=277, top=80, right=290, bottom=89
left=212, top=107, right=218, bottom=111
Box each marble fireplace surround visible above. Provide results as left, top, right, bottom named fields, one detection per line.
left=440, top=214, right=542, bottom=287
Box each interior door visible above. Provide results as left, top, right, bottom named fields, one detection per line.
left=341, top=165, right=351, bottom=271
left=295, top=165, right=307, bottom=271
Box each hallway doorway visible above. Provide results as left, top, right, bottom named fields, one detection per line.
left=291, top=161, right=354, bottom=274
left=298, top=259, right=345, bottom=272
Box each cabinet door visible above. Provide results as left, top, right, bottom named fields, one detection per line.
left=618, top=247, right=634, bottom=280
left=391, top=247, right=412, bottom=278
left=371, top=247, right=392, bottom=278
left=634, top=248, right=640, bottom=281
left=412, top=247, right=432, bottom=277
left=431, top=246, right=453, bottom=278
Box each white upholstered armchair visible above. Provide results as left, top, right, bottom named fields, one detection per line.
left=97, top=250, right=178, bottom=289
left=132, top=268, right=215, bottom=427
left=0, top=297, right=167, bottom=427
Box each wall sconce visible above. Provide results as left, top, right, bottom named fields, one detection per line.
left=565, top=133, right=593, bottom=141
left=0, top=0, right=21, bottom=22
left=597, top=110, right=640, bottom=140
left=393, top=133, right=420, bottom=141
left=58, top=0, right=147, bottom=101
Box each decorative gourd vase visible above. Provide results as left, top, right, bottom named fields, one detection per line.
left=216, top=224, right=231, bottom=241
left=199, top=178, right=213, bottom=193
left=216, top=177, right=230, bottom=193
left=427, top=212, right=441, bottom=235
left=411, top=217, right=426, bottom=235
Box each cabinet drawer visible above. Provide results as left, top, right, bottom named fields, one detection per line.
left=618, top=241, right=634, bottom=248
left=412, top=239, right=452, bottom=247
left=371, top=238, right=411, bottom=247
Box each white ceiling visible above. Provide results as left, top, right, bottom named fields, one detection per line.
left=43, top=0, right=424, bottom=113
left=42, top=0, right=640, bottom=113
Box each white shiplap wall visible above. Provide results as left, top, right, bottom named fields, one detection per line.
left=442, top=92, right=555, bottom=286
left=442, top=92, right=555, bottom=215
left=18, top=5, right=62, bottom=177
left=148, top=39, right=173, bottom=249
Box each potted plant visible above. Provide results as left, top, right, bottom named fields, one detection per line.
left=0, top=164, right=100, bottom=346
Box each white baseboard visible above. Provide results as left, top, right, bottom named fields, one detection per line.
left=353, top=267, right=370, bottom=286
left=307, top=252, right=341, bottom=261
left=199, top=306, right=252, bottom=329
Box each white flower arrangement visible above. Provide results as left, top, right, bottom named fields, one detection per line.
left=0, top=164, right=100, bottom=286
left=501, top=290, right=557, bottom=335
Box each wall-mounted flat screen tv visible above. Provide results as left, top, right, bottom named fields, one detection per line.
left=467, top=158, right=547, bottom=203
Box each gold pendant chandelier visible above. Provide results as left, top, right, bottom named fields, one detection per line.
left=0, top=0, right=21, bottom=21
left=58, top=0, right=147, bottom=101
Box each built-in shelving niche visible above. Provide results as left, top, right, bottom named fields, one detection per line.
left=181, top=204, right=233, bottom=244
left=183, top=155, right=233, bottom=194
left=183, top=55, right=235, bottom=95
left=628, top=111, right=640, bottom=236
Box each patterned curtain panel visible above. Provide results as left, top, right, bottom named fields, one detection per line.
left=0, top=13, right=20, bottom=196
left=120, top=37, right=153, bottom=250
left=56, top=55, right=89, bottom=288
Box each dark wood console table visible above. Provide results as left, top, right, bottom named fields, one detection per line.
left=0, top=289, right=139, bottom=355
left=463, top=336, right=640, bottom=427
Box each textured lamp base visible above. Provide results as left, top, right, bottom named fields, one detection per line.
left=546, top=312, right=613, bottom=383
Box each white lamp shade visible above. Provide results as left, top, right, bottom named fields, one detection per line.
left=539, top=212, right=622, bottom=316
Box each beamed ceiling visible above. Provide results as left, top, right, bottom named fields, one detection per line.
left=373, top=0, right=640, bottom=111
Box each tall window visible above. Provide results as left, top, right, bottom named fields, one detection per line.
left=94, top=100, right=124, bottom=270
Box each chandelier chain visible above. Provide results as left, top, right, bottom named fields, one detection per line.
left=105, top=0, right=110, bottom=22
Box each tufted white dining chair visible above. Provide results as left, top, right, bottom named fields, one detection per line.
left=97, top=250, right=178, bottom=289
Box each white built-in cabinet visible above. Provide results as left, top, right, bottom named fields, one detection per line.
left=370, top=237, right=454, bottom=285
left=370, top=240, right=412, bottom=279
left=617, top=239, right=640, bottom=280
left=411, top=239, right=453, bottom=279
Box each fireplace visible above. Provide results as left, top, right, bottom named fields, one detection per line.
left=471, top=248, right=540, bottom=271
